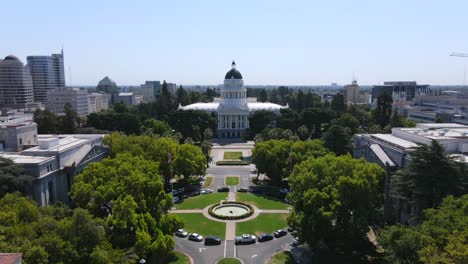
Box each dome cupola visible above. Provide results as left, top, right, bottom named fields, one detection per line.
left=224, top=61, right=243, bottom=79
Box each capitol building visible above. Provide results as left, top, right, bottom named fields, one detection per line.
left=179, top=62, right=288, bottom=139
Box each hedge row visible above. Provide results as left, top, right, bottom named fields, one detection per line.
left=208, top=201, right=254, bottom=220
left=216, top=160, right=250, bottom=166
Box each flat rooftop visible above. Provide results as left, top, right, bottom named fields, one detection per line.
left=0, top=153, right=53, bottom=164
left=370, top=134, right=418, bottom=149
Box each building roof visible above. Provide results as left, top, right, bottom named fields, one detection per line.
left=178, top=102, right=287, bottom=112
left=370, top=134, right=418, bottom=149
left=98, top=76, right=116, bottom=86
left=0, top=153, right=54, bottom=164
left=118, top=92, right=133, bottom=96
left=4, top=55, right=19, bottom=61
left=0, top=253, right=22, bottom=264
left=370, top=144, right=396, bottom=167
left=225, top=61, right=243, bottom=79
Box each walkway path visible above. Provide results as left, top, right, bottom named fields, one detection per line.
left=169, top=209, right=203, bottom=213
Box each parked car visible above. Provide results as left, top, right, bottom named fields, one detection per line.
left=257, top=233, right=274, bottom=242
left=274, top=229, right=287, bottom=238
left=175, top=229, right=188, bottom=238
left=173, top=197, right=181, bottom=204
left=200, top=189, right=213, bottom=194
left=279, top=188, right=289, bottom=194
left=287, top=226, right=294, bottom=232
left=217, top=187, right=229, bottom=192
left=181, top=193, right=189, bottom=199
left=235, top=234, right=256, bottom=245
left=190, top=190, right=200, bottom=197
left=292, top=237, right=301, bottom=246
left=204, top=236, right=222, bottom=245
left=237, top=187, right=248, bottom=192
left=188, top=233, right=204, bottom=242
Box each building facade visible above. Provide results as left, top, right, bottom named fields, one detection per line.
left=0, top=119, right=38, bottom=152
left=0, top=134, right=108, bottom=206
left=353, top=123, right=468, bottom=223
left=138, top=81, right=161, bottom=102
left=96, top=76, right=119, bottom=105
left=179, top=61, right=287, bottom=138
left=46, top=88, right=89, bottom=116
left=27, top=51, right=65, bottom=103
left=0, top=55, right=34, bottom=108
left=372, top=81, right=431, bottom=103
left=344, top=80, right=360, bottom=104
left=88, top=92, right=109, bottom=113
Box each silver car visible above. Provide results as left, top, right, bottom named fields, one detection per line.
left=175, top=229, right=188, bottom=237
left=188, top=233, right=204, bottom=242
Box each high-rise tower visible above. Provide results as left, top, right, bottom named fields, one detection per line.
left=27, top=50, right=65, bottom=103
left=0, top=55, right=34, bottom=108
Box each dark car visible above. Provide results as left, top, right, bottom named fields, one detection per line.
left=190, top=190, right=200, bottom=197
left=204, top=236, right=222, bottom=245
left=217, top=187, right=229, bottom=192
left=237, top=187, right=248, bottom=192
left=274, top=229, right=287, bottom=238
left=235, top=234, right=256, bottom=245
left=287, top=226, right=294, bottom=232
left=257, top=233, right=273, bottom=242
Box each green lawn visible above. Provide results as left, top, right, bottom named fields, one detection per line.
left=165, top=251, right=190, bottom=264
left=236, top=193, right=290, bottom=209
left=223, top=151, right=242, bottom=160
left=268, top=251, right=296, bottom=264
left=174, top=213, right=226, bottom=239
left=225, top=176, right=240, bottom=186
left=218, top=258, right=242, bottom=264
left=236, top=213, right=289, bottom=236
left=175, top=193, right=228, bottom=210
left=203, top=176, right=214, bottom=188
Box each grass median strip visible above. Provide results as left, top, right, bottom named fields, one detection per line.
left=165, top=251, right=190, bottom=264
left=175, top=193, right=228, bottom=210
left=225, top=176, right=240, bottom=185
left=268, top=251, right=296, bottom=264
left=203, top=176, right=214, bottom=188
left=174, top=213, right=226, bottom=239
left=218, top=258, right=242, bottom=264
left=236, top=192, right=289, bottom=210
left=236, top=213, right=289, bottom=236
left=223, top=151, right=243, bottom=160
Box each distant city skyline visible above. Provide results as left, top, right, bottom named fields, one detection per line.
left=2, top=0, right=468, bottom=86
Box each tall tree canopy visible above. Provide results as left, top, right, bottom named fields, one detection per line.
left=288, top=154, right=385, bottom=261
left=172, top=144, right=206, bottom=179
left=71, top=154, right=181, bottom=262
left=391, top=140, right=467, bottom=220
left=374, top=92, right=393, bottom=129
left=252, top=139, right=330, bottom=183
left=379, top=194, right=468, bottom=264
left=0, top=157, right=34, bottom=198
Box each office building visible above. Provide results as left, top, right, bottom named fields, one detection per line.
left=344, top=80, right=360, bottom=104
left=0, top=118, right=38, bottom=152
left=353, top=123, right=468, bottom=223
left=372, top=81, right=431, bottom=103
left=138, top=81, right=161, bottom=103
left=0, top=55, right=34, bottom=108
left=167, top=82, right=177, bottom=95
left=0, top=134, right=108, bottom=206
left=117, top=92, right=135, bottom=106
left=88, top=93, right=109, bottom=113
left=96, top=76, right=119, bottom=105
left=46, top=88, right=89, bottom=116
left=27, top=51, right=65, bottom=103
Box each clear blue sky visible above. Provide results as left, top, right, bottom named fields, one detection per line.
left=2, top=0, right=468, bottom=86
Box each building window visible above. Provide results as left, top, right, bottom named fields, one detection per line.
left=19, top=138, right=22, bottom=145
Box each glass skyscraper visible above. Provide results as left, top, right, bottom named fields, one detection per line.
left=27, top=50, right=65, bottom=103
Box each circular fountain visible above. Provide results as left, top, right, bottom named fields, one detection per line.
left=208, top=202, right=254, bottom=220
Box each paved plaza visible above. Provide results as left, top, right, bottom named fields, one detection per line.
left=172, top=142, right=296, bottom=264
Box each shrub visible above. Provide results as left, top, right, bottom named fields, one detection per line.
left=208, top=201, right=254, bottom=220
left=216, top=160, right=250, bottom=166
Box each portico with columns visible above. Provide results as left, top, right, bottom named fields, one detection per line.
left=178, top=61, right=287, bottom=139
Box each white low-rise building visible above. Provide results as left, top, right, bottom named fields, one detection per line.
left=46, top=88, right=89, bottom=116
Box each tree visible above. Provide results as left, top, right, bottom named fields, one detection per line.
left=141, top=119, right=172, bottom=136
left=288, top=155, right=385, bottom=260
left=296, top=125, right=309, bottom=140
left=71, top=154, right=181, bottom=262
left=379, top=195, right=468, bottom=264
left=322, top=125, right=353, bottom=155
left=249, top=110, right=277, bottom=136
left=172, top=144, right=206, bottom=179
left=389, top=110, right=405, bottom=128
left=331, top=92, right=346, bottom=113
left=33, top=108, right=59, bottom=134
left=374, top=92, right=393, bottom=129
left=252, top=139, right=330, bottom=183
left=0, top=157, right=34, bottom=197
left=203, top=128, right=214, bottom=141
left=391, top=140, right=467, bottom=220
left=259, top=89, right=267, bottom=102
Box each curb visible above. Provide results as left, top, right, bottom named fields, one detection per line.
left=176, top=250, right=194, bottom=264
